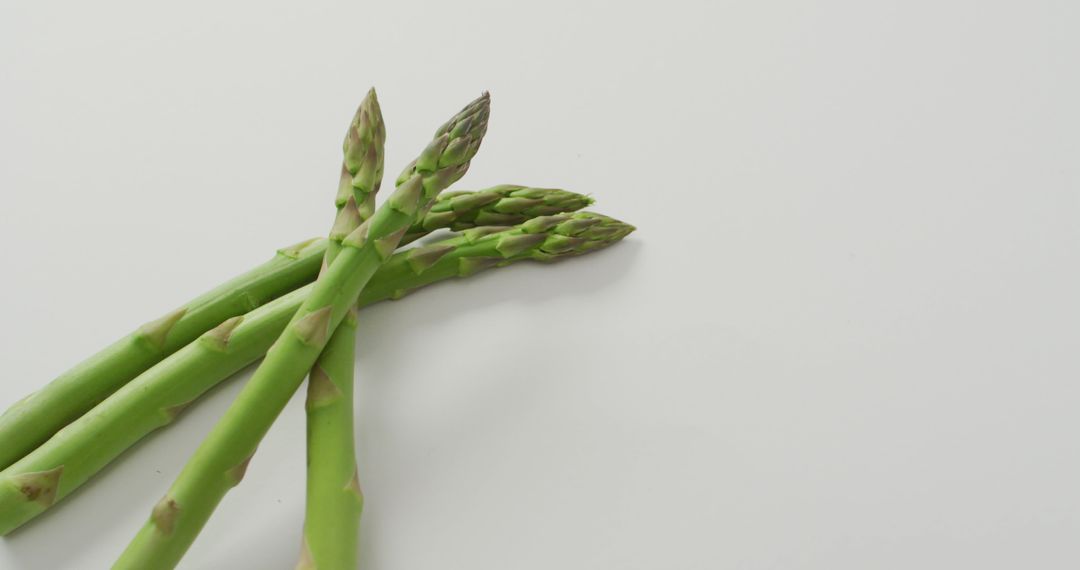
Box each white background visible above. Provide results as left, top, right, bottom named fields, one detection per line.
left=2, top=1, right=1078, bottom=568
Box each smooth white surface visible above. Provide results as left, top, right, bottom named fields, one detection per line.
left=2, top=1, right=1078, bottom=568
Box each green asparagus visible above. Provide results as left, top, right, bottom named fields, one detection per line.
left=0, top=184, right=585, bottom=473
left=0, top=239, right=324, bottom=471
left=403, top=185, right=593, bottom=243
left=0, top=212, right=633, bottom=536
left=298, top=87, right=385, bottom=569
left=113, top=92, right=491, bottom=569
left=298, top=308, right=362, bottom=570
left=327, top=88, right=385, bottom=263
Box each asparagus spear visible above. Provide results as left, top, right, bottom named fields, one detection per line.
left=0, top=212, right=633, bottom=536
left=363, top=212, right=637, bottom=301
left=327, top=88, right=385, bottom=263
left=113, top=93, right=491, bottom=569
left=299, top=308, right=362, bottom=570
left=0, top=184, right=586, bottom=473
left=298, top=88, right=385, bottom=570
left=0, top=238, right=324, bottom=471
left=403, top=185, right=593, bottom=243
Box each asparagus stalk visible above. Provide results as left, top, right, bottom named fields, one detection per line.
left=0, top=238, right=325, bottom=471
left=113, top=93, right=491, bottom=569
left=0, top=212, right=633, bottom=536
left=363, top=212, right=637, bottom=301
left=298, top=308, right=362, bottom=570
left=0, top=185, right=586, bottom=473
left=298, top=88, right=385, bottom=569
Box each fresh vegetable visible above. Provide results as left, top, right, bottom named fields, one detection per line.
left=299, top=308, right=362, bottom=570
left=113, top=92, right=491, bottom=569
left=403, top=185, right=593, bottom=243
left=0, top=240, right=323, bottom=472
left=299, top=88, right=385, bottom=569
left=0, top=185, right=586, bottom=474
left=0, top=87, right=637, bottom=570
left=0, top=213, right=632, bottom=536
left=327, top=88, right=385, bottom=262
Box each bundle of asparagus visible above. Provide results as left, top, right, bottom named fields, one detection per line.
left=0, top=89, right=634, bottom=569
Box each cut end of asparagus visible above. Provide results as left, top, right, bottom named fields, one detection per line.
left=10, top=466, right=64, bottom=507
left=151, top=496, right=181, bottom=535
